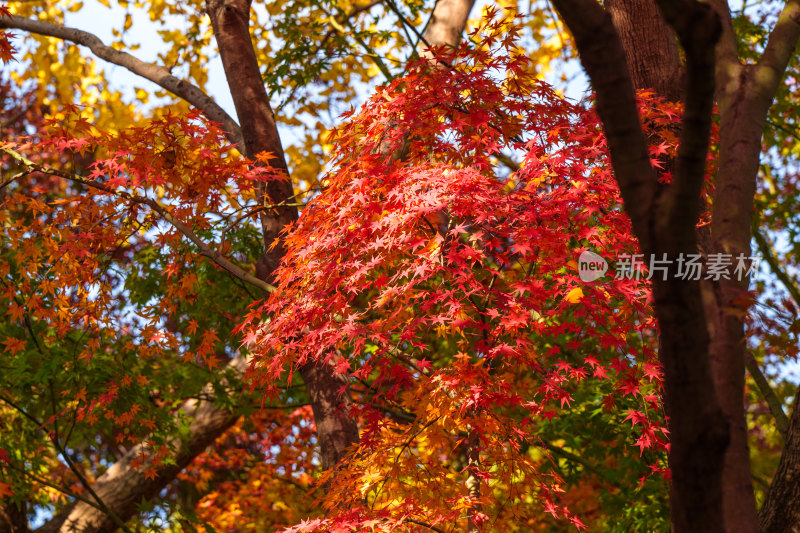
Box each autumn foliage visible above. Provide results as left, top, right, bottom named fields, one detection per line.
left=0, top=9, right=734, bottom=533
left=239, top=19, right=691, bottom=531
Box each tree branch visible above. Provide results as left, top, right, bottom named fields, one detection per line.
left=706, top=0, right=741, bottom=75
left=753, top=225, right=800, bottom=308
left=35, top=356, right=249, bottom=533
left=744, top=351, right=789, bottom=438
left=0, top=15, right=244, bottom=149
left=1, top=146, right=276, bottom=295
left=420, top=0, right=475, bottom=55
left=755, top=0, right=800, bottom=100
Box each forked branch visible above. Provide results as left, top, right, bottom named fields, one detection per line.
left=0, top=15, right=244, bottom=148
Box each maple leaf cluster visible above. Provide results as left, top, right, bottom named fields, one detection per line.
left=238, top=17, right=703, bottom=532
left=0, top=4, right=15, bottom=64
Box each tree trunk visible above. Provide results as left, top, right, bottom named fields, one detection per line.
left=421, top=0, right=476, bottom=55
left=552, top=1, right=730, bottom=530
left=0, top=502, right=28, bottom=533
left=206, top=0, right=296, bottom=257
left=299, top=364, right=360, bottom=470
left=760, top=393, right=800, bottom=531
left=603, top=0, right=800, bottom=530
left=704, top=0, right=800, bottom=529
left=604, top=1, right=760, bottom=531
left=706, top=64, right=762, bottom=533
left=606, top=0, right=682, bottom=102
left=207, top=0, right=360, bottom=475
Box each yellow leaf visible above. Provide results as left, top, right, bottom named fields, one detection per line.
left=565, top=287, right=584, bottom=303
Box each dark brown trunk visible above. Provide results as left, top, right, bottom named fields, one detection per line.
left=759, top=393, right=800, bottom=531
left=552, top=1, right=730, bottom=531
left=207, top=0, right=360, bottom=478
left=605, top=2, right=760, bottom=531
left=615, top=1, right=781, bottom=528
left=0, top=502, right=28, bottom=533
left=606, top=0, right=683, bottom=101
left=705, top=2, right=800, bottom=526
left=650, top=275, right=728, bottom=533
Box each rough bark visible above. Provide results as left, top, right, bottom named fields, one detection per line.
left=760, top=393, right=800, bottom=532
left=649, top=7, right=731, bottom=530
left=552, top=0, right=730, bottom=531
left=606, top=0, right=683, bottom=101
left=650, top=3, right=760, bottom=527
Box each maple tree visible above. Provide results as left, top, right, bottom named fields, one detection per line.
left=0, top=0, right=799, bottom=532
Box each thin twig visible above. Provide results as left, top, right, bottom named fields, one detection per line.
left=744, top=351, right=789, bottom=438
left=1, top=146, right=276, bottom=295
